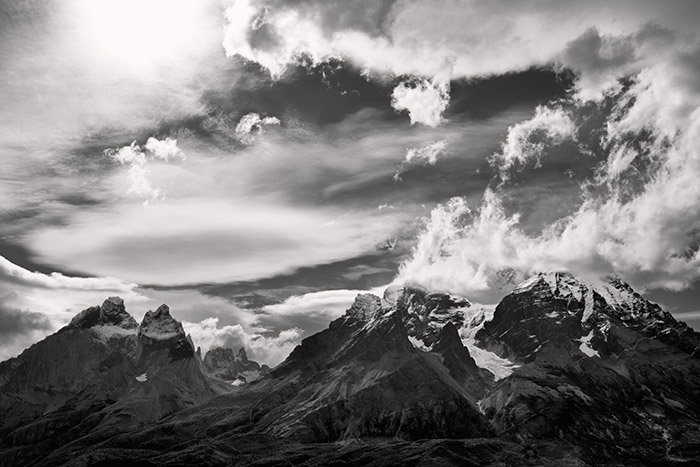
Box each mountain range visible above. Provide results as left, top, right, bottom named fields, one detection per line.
left=1, top=272, right=699, bottom=466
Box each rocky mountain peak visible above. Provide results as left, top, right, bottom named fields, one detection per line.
left=202, top=346, right=267, bottom=384
left=344, top=293, right=384, bottom=323
left=477, top=271, right=700, bottom=363
left=136, top=304, right=195, bottom=364
left=66, top=296, right=138, bottom=330
left=139, top=304, right=185, bottom=341
left=510, top=271, right=675, bottom=327
left=394, top=286, right=471, bottom=349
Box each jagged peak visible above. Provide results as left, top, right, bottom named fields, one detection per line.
left=139, top=304, right=185, bottom=341
left=383, top=284, right=403, bottom=305
left=204, top=346, right=234, bottom=359
left=510, top=271, right=673, bottom=328
left=203, top=346, right=250, bottom=363
left=66, top=296, right=138, bottom=331
left=345, top=293, right=384, bottom=323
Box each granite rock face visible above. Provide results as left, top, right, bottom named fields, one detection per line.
left=2, top=274, right=700, bottom=466
left=475, top=272, right=700, bottom=462
left=202, top=347, right=270, bottom=384
left=0, top=300, right=229, bottom=467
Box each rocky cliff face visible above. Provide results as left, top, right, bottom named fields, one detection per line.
left=202, top=347, right=270, bottom=384
left=1, top=273, right=700, bottom=466
left=0, top=300, right=229, bottom=467
left=475, top=272, right=700, bottom=462
left=231, top=292, right=491, bottom=442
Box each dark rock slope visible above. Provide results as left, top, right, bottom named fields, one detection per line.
left=202, top=347, right=270, bottom=384
left=0, top=300, right=230, bottom=467
left=1, top=273, right=700, bottom=466
left=476, top=272, right=700, bottom=463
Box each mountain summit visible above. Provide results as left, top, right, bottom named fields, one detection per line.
left=1, top=273, right=700, bottom=466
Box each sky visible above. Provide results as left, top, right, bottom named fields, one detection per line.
left=2, top=0, right=700, bottom=365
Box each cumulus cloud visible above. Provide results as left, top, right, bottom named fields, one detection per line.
left=234, top=113, right=281, bottom=144
left=144, top=137, right=185, bottom=161
left=398, top=43, right=700, bottom=298
left=391, top=79, right=450, bottom=127
left=106, top=138, right=186, bottom=203
left=492, top=106, right=576, bottom=180
left=222, top=0, right=700, bottom=111
left=559, top=24, right=677, bottom=101
left=184, top=317, right=302, bottom=367
left=393, top=140, right=448, bottom=181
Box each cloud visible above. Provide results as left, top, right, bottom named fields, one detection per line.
left=393, top=140, right=448, bottom=181
left=221, top=0, right=700, bottom=108
left=234, top=113, right=281, bottom=144
left=26, top=199, right=404, bottom=286
left=144, top=137, right=185, bottom=161
left=391, top=78, right=450, bottom=127
left=0, top=292, right=54, bottom=361
left=106, top=137, right=186, bottom=203
left=492, top=106, right=576, bottom=180
left=397, top=43, right=700, bottom=299
left=0, top=255, right=137, bottom=293
left=559, top=24, right=677, bottom=100
left=183, top=317, right=303, bottom=367
left=262, top=288, right=375, bottom=320
left=0, top=255, right=145, bottom=360
left=673, top=310, right=700, bottom=321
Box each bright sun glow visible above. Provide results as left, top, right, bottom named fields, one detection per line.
left=73, top=0, right=206, bottom=72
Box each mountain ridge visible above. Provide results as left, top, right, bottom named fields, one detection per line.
left=1, top=272, right=700, bottom=466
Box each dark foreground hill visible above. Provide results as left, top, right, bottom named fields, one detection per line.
left=1, top=273, right=700, bottom=466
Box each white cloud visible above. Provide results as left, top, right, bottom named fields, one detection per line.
left=405, top=140, right=448, bottom=165
left=398, top=44, right=700, bottom=298
left=222, top=0, right=700, bottom=109
left=106, top=138, right=186, bottom=203
left=183, top=317, right=303, bottom=367
left=26, top=199, right=403, bottom=286
left=234, top=113, right=281, bottom=144
left=493, top=106, right=576, bottom=180
left=0, top=255, right=137, bottom=293
left=559, top=24, right=677, bottom=101
left=145, top=137, right=185, bottom=161
left=0, top=255, right=145, bottom=360
left=262, top=288, right=371, bottom=320
left=391, top=79, right=450, bottom=127
left=394, top=140, right=448, bottom=181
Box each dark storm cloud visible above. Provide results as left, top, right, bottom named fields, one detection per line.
left=0, top=293, right=52, bottom=338
left=0, top=291, right=55, bottom=360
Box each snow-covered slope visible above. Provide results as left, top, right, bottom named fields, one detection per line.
left=387, top=286, right=517, bottom=381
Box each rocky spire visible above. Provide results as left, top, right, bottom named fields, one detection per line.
left=66, top=296, right=138, bottom=330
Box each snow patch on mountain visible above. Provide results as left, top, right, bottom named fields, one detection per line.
left=408, top=336, right=431, bottom=352
left=135, top=373, right=148, bottom=382
left=92, top=325, right=137, bottom=342
left=513, top=272, right=669, bottom=326
left=459, top=304, right=518, bottom=380
left=577, top=330, right=599, bottom=358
